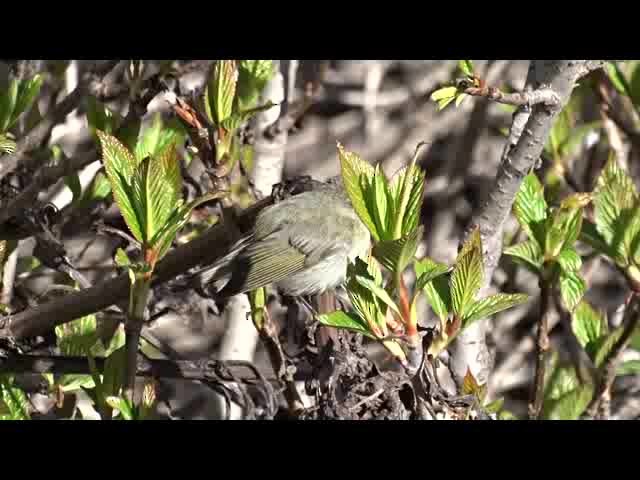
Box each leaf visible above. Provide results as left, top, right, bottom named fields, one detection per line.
left=354, top=273, right=401, bottom=317
left=97, top=131, right=144, bottom=242
left=455, top=93, right=468, bottom=108
left=0, top=78, right=19, bottom=133
left=220, top=101, right=276, bottom=133
left=504, top=240, right=543, bottom=273
left=414, top=257, right=452, bottom=292
left=559, top=122, right=601, bottom=158
left=556, top=247, right=582, bottom=273
left=0, top=134, right=16, bottom=154
left=617, top=360, right=640, bottom=376
left=545, top=203, right=584, bottom=259
left=579, top=219, right=622, bottom=262
left=593, top=325, right=625, bottom=369
left=114, top=248, right=130, bottom=267
left=9, top=74, right=43, bottom=129
left=106, top=395, right=135, bottom=420
left=450, top=229, right=484, bottom=319
left=463, top=293, right=529, bottom=327
left=337, top=143, right=379, bottom=241
left=572, top=300, right=607, bottom=351
left=236, top=60, right=275, bottom=112
left=423, top=270, right=453, bottom=322
left=436, top=95, right=456, bottom=111
left=513, top=173, right=548, bottom=247
left=55, top=314, right=100, bottom=357
left=86, top=96, right=120, bottom=137
left=542, top=384, right=593, bottom=420
left=0, top=376, right=31, bottom=420
left=205, top=60, right=238, bottom=125
left=559, top=269, right=587, bottom=313
left=593, top=155, right=640, bottom=266
left=372, top=226, right=423, bottom=274
left=458, top=60, right=474, bottom=77
left=606, top=62, right=629, bottom=95
left=317, top=311, right=376, bottom=339
left=431, top=86, right=457, bottom=102
left=485, top=397, right=505, bottom=414
left=389, top=163, right=426, bottom=238
left=64, top=173, right=82, bottom=204
left=462, top=368, right=486, bottom=402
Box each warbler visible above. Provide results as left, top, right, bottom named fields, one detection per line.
left=189, top=176, right=372, bottom=299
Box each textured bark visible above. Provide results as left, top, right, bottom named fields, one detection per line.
left=448, top=61, right=605, bottom=389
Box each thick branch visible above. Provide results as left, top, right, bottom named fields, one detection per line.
left=449, top=61, right=601, bottom=388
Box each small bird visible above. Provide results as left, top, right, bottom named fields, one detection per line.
left=188, top=176, right=372, bottom=300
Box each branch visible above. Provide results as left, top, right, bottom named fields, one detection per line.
left=448, top=61, right=598, bottom=389
left=585, top=293, right=640, bottom=419
left=463, top=84, right=560, bottom=107
left=529, top=269, right=554, bottom=419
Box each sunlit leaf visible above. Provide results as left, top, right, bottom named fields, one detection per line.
left=317, top=311, right=376, bottom=339
left=450, top=228, right=484, bottom=319
left=559, top=269, right=586, bottom=312
left=504, top=240, right=543, bottom=273
left=236, top=60, right=275, bottom=112
left=458, top=60, right=474, bottom=77
left=572, top=300, right=608, bottom=352
left=513, top=173, right=548, bottom=247
left=463, top=293, right=529, bottom=327
left=414, top=257, right=452, bottom=292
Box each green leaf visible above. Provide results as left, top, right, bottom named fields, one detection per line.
left=345, top=257, right=390, bottom=336
left=9, top=74, right=43, bottom=129
left=455, top=93, right=468, bottom=108
left=545, top=197, right=587, bottom=259
left=542, top=383, right=593, bottom=420
left=458, top=60, right=474, bottom=77
left=317, top=311, right=376, bottom=339
left=106, top=395, right=135, bottom=420
left=354, top=273, right=401, bottom=317
left=115, top=248, right=131, bottom=267
left=572, top=300, right=607, bottom=351
left=556, top=247, right=582, bottom=273
left=388, top=163, right=426, bottom=238
left=372, top=226, right=423, bottom=274
left=414, top=257, right=452, bottom=292
left=97, top=131, right=144, bottom=242
left=337, top=143, right=380, bottom=241
left=450, top=229, right=484, bottom=319
left=0, top=376, right=31, bottom=420
left=220, top=101, right=276, bottom=133
left=631, top=326, right=640, bottom=351
left=0, top=134, right=16, bottom=154
left=546, top=108, right=571, bottom=159
left=135, top=115, right=187, bottom=162
left=421, top=270, right=452, bottom=322
left=513, top=173, right=548, bottom=247
left=236, top=60, right=275, bottom=112
left=0, top=78, right=19, bottom=133
left=55, top=314, right=100, bottom=357
left=86, top=96, right=121, bottom=137
left=617, top=360, right=640, bottom=376
left=593, top=155, right=640, bottom=266
left=131, top=143, right=182, bottom=246
left=606, top=62, right=629, bottom=95
left=559, top=122, right=601, bottom=158
left=64, top=173, right=82, bottom=204
left=504, top=240, right=543, bottom=273
left=431, top=86, right=457, bottom=102
left=558, top=269, right=587, bottom=313
left=593, top=325, right=625, bottom=368
left=463, top=293, right=529, bottom=327
left=205, top=60, right=238, bottom=125
left=436, top=95, right=456, bottom=111
left=579, top=218, right=621, bottom=262
left=485, top=397, right=504, bottom=414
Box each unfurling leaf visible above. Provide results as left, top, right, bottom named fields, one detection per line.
left=97, top=131, right=143, bottom=242
left=450, top=228, right=484, bottom=319
left=0, top=78, right=19, bottom=133
left=337, top=143, right=379, bottom=240
left=0, top=376, right=31, bottom=420
left=463, top=293, right=529, bottom=327
left=431, top=86, right=457, bottom=102
left=572, top=300, right=607, bottom=352
left=317, top=311, right=376, bottom=339
left=388, top=161, right=426, bottom=238
left=8, top=74, right=43, bottom=130
left=559, top=269, right=587, bottom=312
left=513, top=173, right=548, bottom=247
left=504, top=240, right=543, bottom=273
left=205, top=60, right=238, bottom=125
left=373, top=226, right=423, bottom=274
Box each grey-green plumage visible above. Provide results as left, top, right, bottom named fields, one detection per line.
left=194, top=177, right=371, bottom=298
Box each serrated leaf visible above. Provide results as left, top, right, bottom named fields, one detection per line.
left=593, top=325, right=625, bottom=369
left=345, top=257, right=389, bottom=336
left=559, top=269, right=586, bottom=312
left=55, top=314, right=100, bottom=357
left=205, top=60, right=238, bottom=125
left=580, top=218, right=622, bottom=262
left=450, top=229, right=484, bottom=318
left=64, top=172, right=82, bottom=204
left=236, top=60, right=275, bottom=112
left=372, top=226, right=423, bottom=274
left=0, top=78, right=19, bottom=133
left=354, top=273, right=401, bottom=317
left=372, top=164, right=389, bottom=236
left=97, top=131, right=144, bottom=242
left=513, top=173, right=548, bottom=247
left=337, top=143, right=379, bottom=241
left=504, top=240, right=543, bottom=273
left=593, top=155, right=640, bottom=266
left=0, top=376, right=31, bottom=420
left=431, top=86, right=457, bottom=102
left=9, top=74, right=43, bottom=129
left=556, top=247, right=582, bottom=273
left=572, top=300, right=607, bottom=351
left=317, top=311, right=376, bottom=339
left=463, top=293, right=529, bottom=327
left=546, top=204, right=584, bottom=259
left=414, top=257, right=452, bottom=292
left=389, top=163, right=426, bottom=238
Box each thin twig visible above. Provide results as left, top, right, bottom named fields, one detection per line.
left=585, top=293, right=640, bottom=419
left=462, top=83, right=560, bottom=108
left=529, top=270, right=554, bottom=419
